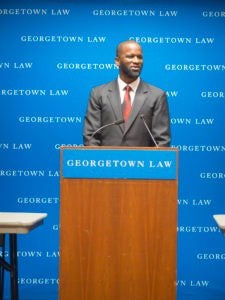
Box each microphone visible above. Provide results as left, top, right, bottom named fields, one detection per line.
left=87, top=119, right=124, bottom=144
left=140, top=114, right=158, bottom=147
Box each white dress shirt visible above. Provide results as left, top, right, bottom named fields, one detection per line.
left=117, top=76, right=140, bottom=105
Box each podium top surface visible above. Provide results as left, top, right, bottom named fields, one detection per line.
left=0, top=212, right=48, bottom=234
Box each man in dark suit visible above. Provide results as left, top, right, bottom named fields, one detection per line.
left=83, top=40, right=170, bottom=147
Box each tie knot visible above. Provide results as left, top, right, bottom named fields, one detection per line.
left=125, top=85, right=132, bottom=92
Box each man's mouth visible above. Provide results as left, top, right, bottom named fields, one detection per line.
left=131, top=66, right=140, bottom=71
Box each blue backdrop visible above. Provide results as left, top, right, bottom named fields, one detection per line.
left=0, top=0, right=225, bottom=299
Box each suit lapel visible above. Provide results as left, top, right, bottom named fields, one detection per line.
left=124, top=81, right=149, bottom=134
left=107, top=80, right=124, bottom=132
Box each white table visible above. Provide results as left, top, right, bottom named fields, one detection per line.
left=0, top=212, right=47, bottom=300
left=213, top=214, right=225, bottom=235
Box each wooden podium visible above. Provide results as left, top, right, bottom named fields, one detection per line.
left=59, top=147, right=178, bottom=300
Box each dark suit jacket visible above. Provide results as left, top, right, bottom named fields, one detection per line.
left=83, top=79, right=171, bottom=147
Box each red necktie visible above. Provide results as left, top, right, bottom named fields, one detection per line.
left=122, top=85, right=132, bottom=122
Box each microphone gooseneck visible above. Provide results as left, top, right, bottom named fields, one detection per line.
left=140, top=114, right=158, bottom=147
left=88, top=119, right=124, bottom=144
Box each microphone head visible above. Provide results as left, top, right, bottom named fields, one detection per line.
left=115, top=119, right=125, bottom=125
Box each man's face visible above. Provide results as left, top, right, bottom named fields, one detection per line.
left=115, top=42, right=143, bottom=82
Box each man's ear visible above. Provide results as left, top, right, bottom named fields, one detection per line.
left=115, top=57, right=120, bottom=67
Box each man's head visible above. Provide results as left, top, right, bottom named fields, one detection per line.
left=115, top=40, right=143, bottom=83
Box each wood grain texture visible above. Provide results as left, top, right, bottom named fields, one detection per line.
left=59, top=176, right=177, bottom=300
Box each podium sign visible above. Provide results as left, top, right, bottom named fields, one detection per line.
left=62, top=148, right=177, bottom=179
left=59, top=147, right=178, bottom=300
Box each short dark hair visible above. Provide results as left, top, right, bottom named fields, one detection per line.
left=116, top=40, right=141, bottom=57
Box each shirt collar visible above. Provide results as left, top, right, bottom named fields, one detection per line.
left=117, top=76, right=140, bottom=92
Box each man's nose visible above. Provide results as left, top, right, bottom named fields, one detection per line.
left=133, top=56, right=139, bottom=63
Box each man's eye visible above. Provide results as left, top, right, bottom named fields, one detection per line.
left=127, top=55, right=142, bottom=59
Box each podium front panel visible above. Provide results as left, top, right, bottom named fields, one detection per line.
left=59, top=147, right=178, bottom=300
